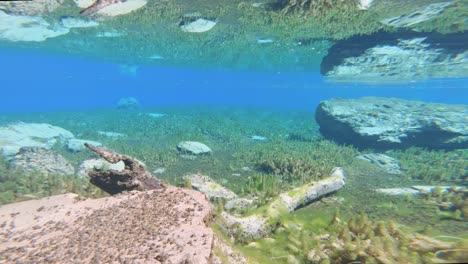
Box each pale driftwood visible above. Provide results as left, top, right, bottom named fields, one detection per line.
left=223, top=167, right=346, bottom=242
left=84, top=143, right=166, bottom=194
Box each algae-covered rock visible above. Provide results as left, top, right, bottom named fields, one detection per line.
left=183, top=173, right=237, bottom=201
left=356, top=153, right=401, bottom=174
left=10, top=147, right=75, bottom=176
left=76, top=158, right=125, bottom=178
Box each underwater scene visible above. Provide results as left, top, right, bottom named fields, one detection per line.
left=0, top=0, right=467, bottom=263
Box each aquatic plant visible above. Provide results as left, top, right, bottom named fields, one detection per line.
left=0, top=166, right=107, bottom=206
left=242, top=140, right=357, bottom=186
left=271, top=0, right=358, bottom=17
left=388, top=147, right=467, bottom=184
left=422, top=186, right=468, bottom=221
left=307, top=214, right=465, bottom=263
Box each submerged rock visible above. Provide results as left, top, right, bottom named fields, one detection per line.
left=356, top=153, right=401, bottom=174
left=251, top=135, right=267, bottom=141
left=357, top=0, right=373, bottom=10
left=375, top=188, right=419, bottom=196
left=60, top=17, right=99, bottom=28
left=10, top=147, right=75, bottom=176
left=67, top=138, right=102, bottom=152
left=76, top=158, right=125, bottom=178
left=224, top=198, right=254, bottom=212
left=0, top=122, right=74, bottom=159
left=183, top=173, right=237, bottom=201
left=97, top=131, right=127, bottom=138
left=180, top=18, right=216, bottom=33
left=321, top=32, right=467, bottom=83
left=177, top=141, right=212, bottom=155
left=116, top=96, right=140, bottom=110
left=315, top=97, right=468, bottom=150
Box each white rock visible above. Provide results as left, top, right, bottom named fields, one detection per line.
left=97, top=0, right=147, bottom=17
left=251, top=135, right=267, bottom=141
left=149, top=55, right=164, bottom=60
left=0, top=122, right=74, bottom=159
left=180, top=18, right=216, bottom=33
left=183, top=173, right=237, bottom=201
left=357, top=0, right=373, bottom=10
left=177, top=141, right=212, bottom=155
left=77, top=158, right=125, bottom=178
left=67, top=138, right=102, bottom=152
left=256, top=38, right=273, bottom=44
left=153, top=167, right=166, bottom=174
left=97, top=131, right=127, bottom=138
left=356, top=153, right=401, bottom=174
left=147, top=113, right=166, bottom=118
left=375, top=188, right=419, bottom=196
left=0, top=10, right=69, bottom=42
left=61, top=17, right=99, bottom=28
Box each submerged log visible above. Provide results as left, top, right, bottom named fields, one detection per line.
left=84, top=143, right=166, bottom=194
left=223, top=167, right=346, bottom=242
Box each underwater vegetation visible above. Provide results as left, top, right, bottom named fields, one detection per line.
left=0, top=159, right=106, bottom=205
left=417, top=186, right=468, bottom=222
left=388, top=147, right=468, bottom=184
left=237, top=210, right=468, bottom=264
left=270, top=0, right=358, bottom=16
left=1, top=107, right=467, bottom=263
left=234, top=140, right=358, bottom=188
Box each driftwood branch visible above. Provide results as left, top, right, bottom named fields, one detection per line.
left=84, top=143, right=166, bottom=195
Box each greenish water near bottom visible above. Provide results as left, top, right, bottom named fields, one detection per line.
left=1, top=106, right=467, bottom=263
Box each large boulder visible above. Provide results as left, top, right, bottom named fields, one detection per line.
left=0, top=122, right=74, bottom=159
left=320, top=32, right=467, bottom=83
left=315, top=97, right=468, bottom=150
